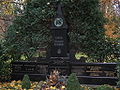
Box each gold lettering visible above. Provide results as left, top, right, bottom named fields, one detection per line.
left=104, top=71, right=115, bottom=77
left=87, top=66, right=101, bottom=71
left=90, top=73, right=99, bottom=76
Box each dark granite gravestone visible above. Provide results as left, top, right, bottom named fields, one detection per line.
left=48, top=2, right=70, bottom=60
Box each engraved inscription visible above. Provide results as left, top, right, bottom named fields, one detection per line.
left=86, top=66, right=116, bottom=77
left=36, top=65, right=48, bottom=74
left=24, top=64, right=35, bottom=72
left=13, top=64, right=23, bottom=72
left=54, top=37, right=64, bottom=46
left=71, top=66, right=85, bottom=76
left=55, top=37, right=63, bottom=39
left=104, top=71, right=115, bottom=77
left=54, top=40, right=64, bottom=46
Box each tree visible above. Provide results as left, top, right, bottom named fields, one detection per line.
left=65, top=0, right=116, bottom=61
left=0, top=0, right=27, bottom=16
left=101, top=0, right=120, bottom=39
left=0, top=0, right=14, bottom=38
left=4, top=0, right=116, bottom=61
left=0, top=0, right=27, bottom=38
left=0, top=0, right=14, bottom=16
left=0, top=1, right=27, bottom=81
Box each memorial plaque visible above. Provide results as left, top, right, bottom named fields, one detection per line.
left=70, top=63, right=117, bottom=85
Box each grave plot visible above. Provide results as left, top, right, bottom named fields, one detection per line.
left=11, top=1, right=118, bottom=86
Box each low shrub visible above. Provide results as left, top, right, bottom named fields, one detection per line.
left=22, top=74, right=31, bottom=89
left=117, top=62, right=120, bottom=87
left=96, top=85, right=114, bottom=90
left=66, top=73, right=83, bottom=90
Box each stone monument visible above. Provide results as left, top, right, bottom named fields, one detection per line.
left=11, top=1, right=117, bottom=86
left=47, top=2, right=71, bottom=60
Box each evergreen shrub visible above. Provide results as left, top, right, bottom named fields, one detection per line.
left=66, top=73, right=83, bottom=90
left=117, top=62, right=120, bottom=87
left=5, top=0, right=116, bottom=61
left=22, top=74, right=31, bottom=89
left=0, top=41, right=11, bottom=82
left=96, top=85, right=114, bottom=90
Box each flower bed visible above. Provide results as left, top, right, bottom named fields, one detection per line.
left=0, top=80, right=37, bottom=90
left=0, top=70, right=118, bottom=90
left=0, top=81, right=118, bottom=90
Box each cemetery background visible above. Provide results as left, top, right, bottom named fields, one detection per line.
left=0, top=0, right=120, bottom=89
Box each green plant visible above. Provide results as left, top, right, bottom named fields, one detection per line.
left=0, top=40, right=11, bottom=82
left=96, top=85, right=114, bottom=90
left=66, top=73, right=82, bottom=90
left=22, top=74, right=31, bottom=89
left=117, top=62, right=120, bottom=87
left=4, top=0, right=116, bottom=61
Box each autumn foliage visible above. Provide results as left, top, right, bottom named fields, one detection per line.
left=101, top=0, right=120, bottom=39
left=0, top=0, right=119, bottom=63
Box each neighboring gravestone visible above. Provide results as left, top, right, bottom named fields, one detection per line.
left=48, top=2, right=70, bottom=60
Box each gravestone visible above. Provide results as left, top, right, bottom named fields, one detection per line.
left=48, top=2, right=70, bottom=60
